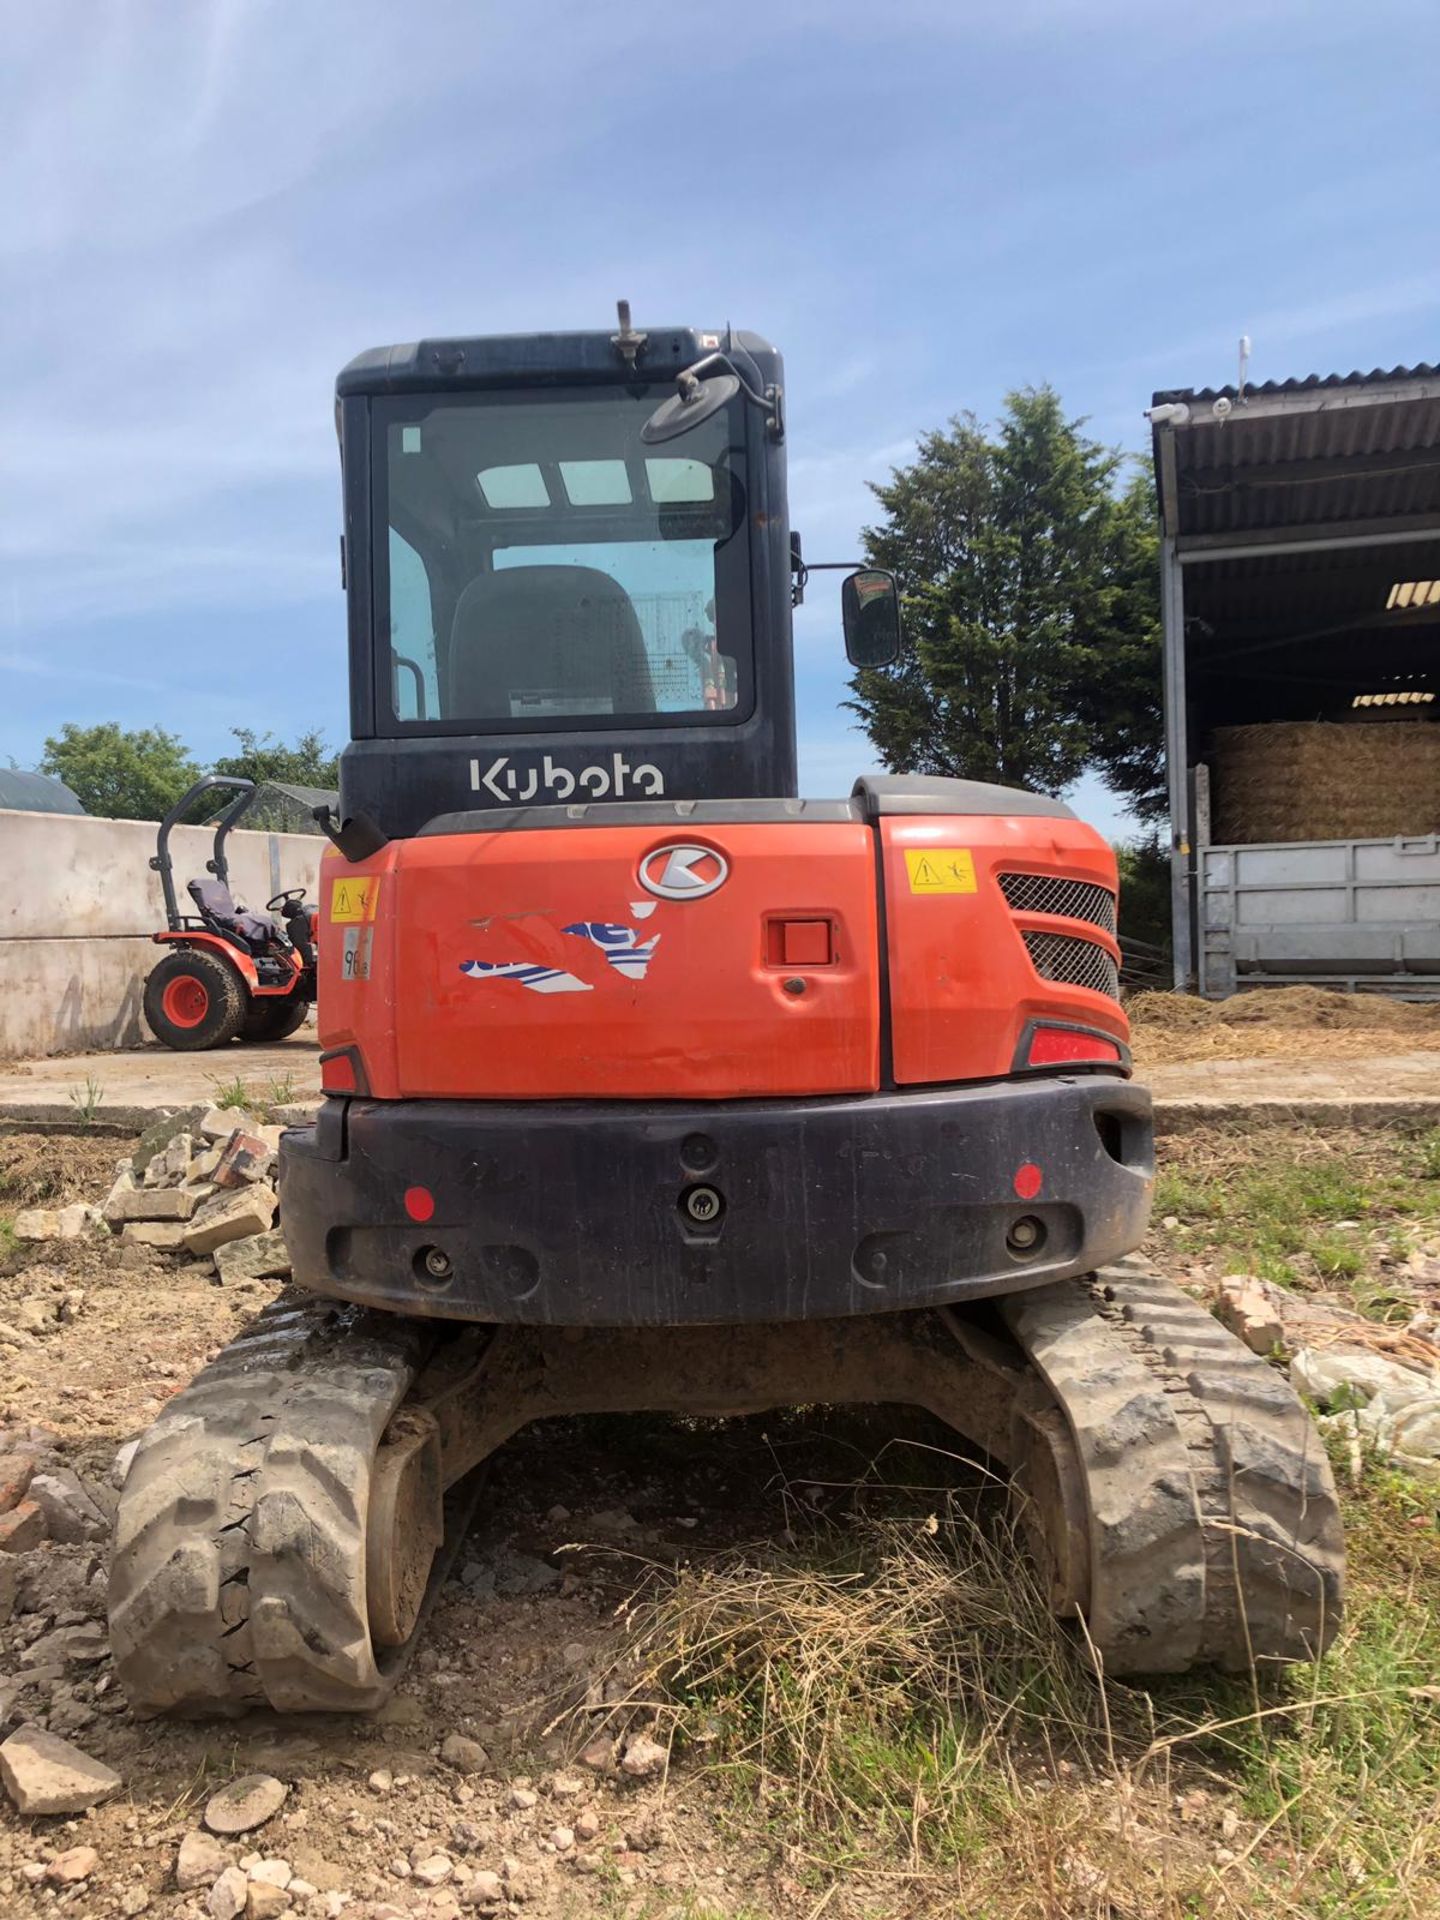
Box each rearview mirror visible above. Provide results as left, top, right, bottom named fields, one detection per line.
left=641, top=373, right=741, bottom=445
left=841, top=569, right=901, bottom=668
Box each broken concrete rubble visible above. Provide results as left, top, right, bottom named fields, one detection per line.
left=101, top=1162, right=137, bottom=1222
left=107, top=1184, right=209, bottom=1223
left=1290, top=1345, right=1437, bottom=1409
left=145, top=1130, right=195, bottom=1188
left=27, top=1469, right=109, bottom=1544
left=183, top=1183, right=278, bottom=1257
left=13, top=1203, right=101, bottom=1243
left=0, top=1725, right=122, bottom=1813
left=213, top=1229, right=292, bottom=1284
left=120, top=1220, right=192, bottom=1251
left=1292, top=1344, right=1440, bottom=1480
left=132, top=1105, right=207, bottom=1175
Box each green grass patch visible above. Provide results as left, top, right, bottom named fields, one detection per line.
left=206, top=1074, right=254, bottom=1111
left=1154, top=1125, right=1440, bottom=1303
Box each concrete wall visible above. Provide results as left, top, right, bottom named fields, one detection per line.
left=0, top=808, right=324, bottom=1057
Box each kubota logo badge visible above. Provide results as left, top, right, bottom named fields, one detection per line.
left=638, top=844, right=729, bottom=901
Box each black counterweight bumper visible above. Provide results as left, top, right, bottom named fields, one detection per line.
left=278, top=1076, right=1154, bottom=1328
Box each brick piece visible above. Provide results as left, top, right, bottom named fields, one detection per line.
left=0, top=1455, right=35, bottom=1516
left=183, top=1185, right=277, bottom=1257
left=214, top=1132, right=275, bottom=1189
left=0, top=1500, right=46, bottom=1553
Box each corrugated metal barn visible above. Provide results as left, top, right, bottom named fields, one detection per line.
left=1150, top=363, right=1440, bottom=997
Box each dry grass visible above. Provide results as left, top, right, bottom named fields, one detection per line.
left=1211, top=721, right=1440, bottom=844
left=0, top=1126, right=125, bottom=1211
left=586, top=1439, right=1440, bottom=1920
left=1129, top=986, right=1440, bottom=1065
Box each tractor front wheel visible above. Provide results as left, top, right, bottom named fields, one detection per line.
left=143, top=950, right=247, bottom=1052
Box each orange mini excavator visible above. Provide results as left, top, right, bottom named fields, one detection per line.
left=110, top=308, right=1343, bottom=1715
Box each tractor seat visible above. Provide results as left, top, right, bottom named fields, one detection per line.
left=187, top=878, right=278, bottom=955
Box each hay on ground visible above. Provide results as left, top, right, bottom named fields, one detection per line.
left=1128, top=985, right=1440, bottom=1063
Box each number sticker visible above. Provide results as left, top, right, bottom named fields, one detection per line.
left=340, top=927, right=373, bottom=981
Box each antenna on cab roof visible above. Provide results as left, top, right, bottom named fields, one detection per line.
left=612, top=299, right=647, bottom=369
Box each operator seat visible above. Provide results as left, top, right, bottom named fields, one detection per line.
left=187, top=879, right=278, bottom=956
left=446, top=565, right=655, bottom=719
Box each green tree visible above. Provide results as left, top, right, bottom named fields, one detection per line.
left=39, top=722, right=200, bottom=821
left=1075, top=468, right=1166, bottom=823
left=212, top=727, right=339, bottom=792
left=847, top=390, right=1162, bottom=815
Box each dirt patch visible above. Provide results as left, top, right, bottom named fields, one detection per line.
left=0, top=1132, right=130, bottom=1216
left=1130, top=985, right=1440, bottom=1064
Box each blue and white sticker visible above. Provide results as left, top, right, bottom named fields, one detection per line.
left=460, top=917, right=662, bottom=994
left=459, top=960, right=592, bottom=995
left=562, top=921, right=662, bottom=980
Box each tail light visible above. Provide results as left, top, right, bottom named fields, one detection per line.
left=320, top=1044, right=369, bottom=1094
left=1019, top=1021, right=1127, bottom=1072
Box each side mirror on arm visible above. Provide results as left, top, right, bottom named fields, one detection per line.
left=841, top=569, right=902, bottom=669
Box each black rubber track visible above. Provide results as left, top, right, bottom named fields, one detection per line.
left=1004, top=1258, right=1345, bottom=1675
left=110, top=1266, right=1345, bottom=1715
left=109, top=1297, right=441, bottom=1715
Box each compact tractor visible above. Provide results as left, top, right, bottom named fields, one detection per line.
left=110, top=309, right=1343, bottom=1714
left=142, top=775, right=318, bottom=1050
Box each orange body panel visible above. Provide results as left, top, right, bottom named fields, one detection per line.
left=319, top=812, right=1129, bottom=1101
left=319, top=825, right=881, bottom=1100
left=880, top=817, right=1128, bottom=1084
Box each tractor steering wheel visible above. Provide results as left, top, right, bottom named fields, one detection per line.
left=266, top=887, right=309, bottom=914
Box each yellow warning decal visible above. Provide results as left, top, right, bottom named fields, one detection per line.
left=903, top=848, right=977, bottom=895
left=330, top=876, right=381, bottom=923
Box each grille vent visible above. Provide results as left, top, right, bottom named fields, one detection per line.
left=1022, top=931, right=1121, bottom=1001
left=999, top=872, right=1117, bottom=935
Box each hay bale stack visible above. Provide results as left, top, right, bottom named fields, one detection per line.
left=1211, top=721, right=1440, bottom=844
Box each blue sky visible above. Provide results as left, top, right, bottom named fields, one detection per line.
left=4, top=0, right=1437, bottom=840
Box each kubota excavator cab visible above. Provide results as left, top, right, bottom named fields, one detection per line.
left=277, top=312, right=1153, bottom=1320
left=109, top=313, right=1342, bottom=1720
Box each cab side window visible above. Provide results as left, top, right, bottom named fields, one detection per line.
left=389, top=529, right=439, bottom=720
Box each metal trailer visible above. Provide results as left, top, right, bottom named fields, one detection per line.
left=1150, top=363, right=1440, bottom=998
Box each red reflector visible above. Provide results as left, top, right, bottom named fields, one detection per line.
left=1028, top=1026, right=1122, bottom=1067
left=404, top=1186, right=436, bottom=1223
left=1014, top=1162, right=1043, bottom=1200
left=321, top=1053, right=357, bottom=1093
